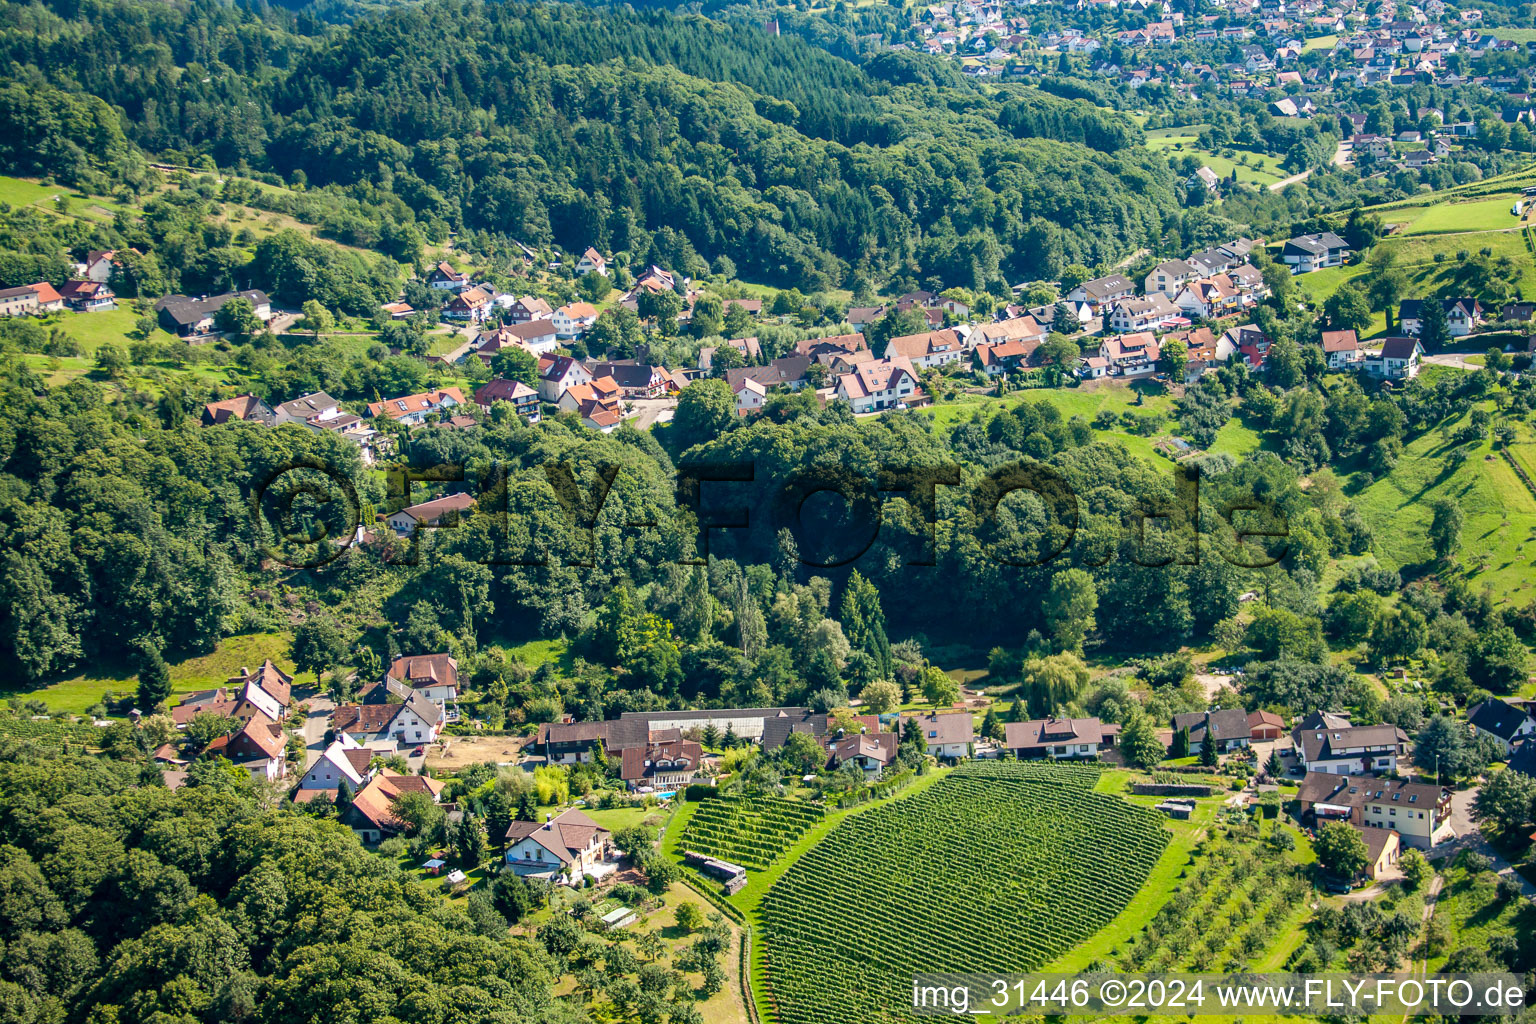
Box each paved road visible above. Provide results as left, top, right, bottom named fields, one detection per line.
left=628, top=397, right=677, bottom=430
left=1423, top=352, right=1483, bottom=371
left=1267, top=141, right=1350, bottom=192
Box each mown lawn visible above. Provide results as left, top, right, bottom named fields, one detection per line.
left=1145, top=133, right=1287, bottom=186
left=1397, top=196, right=1523, bottom=235
left=1, top=631, right=308, bottom=714
left=1296, top=228, right=1536, bottom=311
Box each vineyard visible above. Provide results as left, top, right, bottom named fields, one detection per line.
left=1115, top=827, right=1311, bottom=972
left=757, top=761, right=1167, bottom=1024
left=679, top=795, right=826, bottom=871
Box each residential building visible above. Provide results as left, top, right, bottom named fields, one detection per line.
left=340, top=770, right=447, bottom=843
left=575, top=247, right=609, bottom=276
left=59, top=279, right=115, bottom=311
left=835, top=356, right=926, bottom=413
left=903, top=712, right=974, bottom=758
left=428, top=262, right=469, bottom=291
left=552, top=302, right=598, bottom=338
left=1171, top=708, right=1252, bottom=754
left=1321, top=329, right=1362, bottom=369
left=273, top=392, right=343, bottom=428
left=0, top=284, right=42, bottom=316
left=698, top=336, right=763, bottom=371
left=387, top=653, right=460, bottom=718
left=589, top=361, right=671, bottom=398
left=1297, top=772, right=1453, bottom=849
left=1293, top=714, right=1408, bottom=774
left=444, top=286, right=494, bottom=322
left=725, top=356, right=812, bottom=394
left=473, top=378, right=540, bottom=419
left=795, top=333, right=868, bottom=364
left=201, top=393, right=275, bottom=427
left=1065, top=274, right=1137, bottom=310
left=886, top=328, right=968, bottom=369
left=1467, top=697, right=1535, bottom=754
left=1357, top=825, right=1402, bottom=880
left=386, top=492, right=477, bottom=535
left=205, top=717, right=289, bottom=782
left=1099, top=331, right=1160, bottom=376
left=971, top=315, right=1046, bottom=351
left=827, top=732, right=899, bottom=778
left=366, top=387, right=466, bottom=425
left=620, top=740, right=704, bottom=791
left=332, top=692, right=444, bottom=746
left=1363, top=336, right=1423, bottom=379
left=475, top=320, right=558, bottom=360
left=1144, top=259, right=1200, bottom=296
left=508, top=296, right=553, bottom=324
left=382, top=301, right=415, bottom=319
left=505, top=808, right=612, bottom=882
left=538, top=354, right=593, bottom=402
left=294, top=734, right=374, bottom=800
left=1171, top=276, right=1243, bottom=320
left=1004, top=717, right=1114, bottom=759
left=1281, top=232, right=1351, bottom=273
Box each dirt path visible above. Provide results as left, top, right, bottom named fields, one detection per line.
left=1268, top=141, right=1349, bottom=192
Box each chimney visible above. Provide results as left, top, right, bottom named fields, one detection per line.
left=544, top=812, right=553, bottom=828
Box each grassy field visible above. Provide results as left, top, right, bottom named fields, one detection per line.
left=0, top=175, right=132, bottom=222
left=1302, top=33, right=1338, bottom=51
left=1423, top=858, right=1536, bottom=971
left=1295, top=228, right=1536, bottom=316
left=922, top=380, right=1263, bottom=462
left=1349, top=398, right=1536, bottom=607
left=1396, top=196, right=1524, bottom=235
left=0, top=631, right=307, bottom=714
left=1488, top=27, right=1536, bottom=43
left=1145, top=132, right=1288, bottom=186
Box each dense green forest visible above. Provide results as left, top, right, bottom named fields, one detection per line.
left=0, top=0, right=1174, bottom=290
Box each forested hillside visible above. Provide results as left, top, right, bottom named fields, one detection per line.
left=0, top=0, right=1173, bottom=290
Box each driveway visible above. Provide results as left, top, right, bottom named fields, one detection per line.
left=627, top=397, right=677, bottom=430
left=295, top=689, right=334, bottom=770
left=1438, top=785, right=1536, bottom=898
left=1423, top=352, right=1483, bottom=371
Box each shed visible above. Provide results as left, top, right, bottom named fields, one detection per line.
left=445, top=869, right=467, bottom=885
left=422, top=858, right=447, bottom=876
left=601, top=906, right=638, bottom=929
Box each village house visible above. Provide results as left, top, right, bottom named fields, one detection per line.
left=575, top=247, right=608, bottom=276
left=475, top=320, right=558, bottom=361
left=444, top=286, right=494, bottom=323
left=1363, top=336, right=1423, bottom=379
left=473, top=378, right=540, bottom=420
left=507, top=296, right=553, bottom=324
left=1065, top=274, right=1137, bottom=311
left=975, top=339, right=1039, bottom=375
left=795, top=333, right=867, bottom=364
left=201, top=393, right=275, bottom=427
left=972, top=315, right=1047, bottom=350
left=366, top=387, right=466, bottom=425
left=589, top=361, right=671, bottom=398
left=1108, top=294, right=1182, bottom=333
left=827, top=732, right=899, bottom=779
left=1281, top=231, right=1352, bottom=273
left=1005, top=717, right=1114, bottom=759
left=1321, top=329, right=1362, bottom=368
left=698, top=336, right=763, bottom=371
left=846, top=306, right=886, bottom=332
left=1171, top=707, right=1252, bottom=754
left=538, top=354, right=593, bottom=402
left=428, top=262, right=469, bottom=291
left=382, top=301, right=415, bottom=319
left=273, top=391, right=342, bottom=428
left=1297, top=772, right=1453, bottom=849
left=1399, top=297, right=1482, bottom=337
left=903, top=712, right=975, bottom=758
left=1466, top=697, right=1535, bottom=754
left=835, top=356, right=926, bottom=413
left=725, top=355, right=812, bottom=395
left=1356, top=825, right=1402, bottom=880
left=1144, top=258, right=1200, bottom=296
left=293, top=734, right=375, bottom=801
left=1099, top=331, right=1160, bottom=376
left=732, top=377, right=767, bottom=417
left=386, top=653, right=460, bottom=718
left=341, top=770, right=447, bottom=843
left=557, top=381, right=623, bottom=432
left=885, top=328, right=969, bottom=369
left=620, top=740, right=704, bottom=791
left=505, top=808, right=613, bottom=882
left=552, top=302, right=599, bottom=338
left=386, top=492, right=477, bottom=535
left=205, top=717, right=289, bottom=781
left=1293, top=711, right=1408, bottom=774
left=332, top=692, right=444, bottom=747
left=59, top=279, right=115, bottom=312
left=1216, top=324, right=1272, bottom=370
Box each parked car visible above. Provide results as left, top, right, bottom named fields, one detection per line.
left=1323, top=876, right=1356, bottom=895
left=411, top=745, right=425, bottom=756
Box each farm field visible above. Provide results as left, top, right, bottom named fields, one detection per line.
left=678, top=795, right=825, bottom=871
left=1488, top=27, right=1536, bottom=42
left=755, top=761, right=1167, bottom=1024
